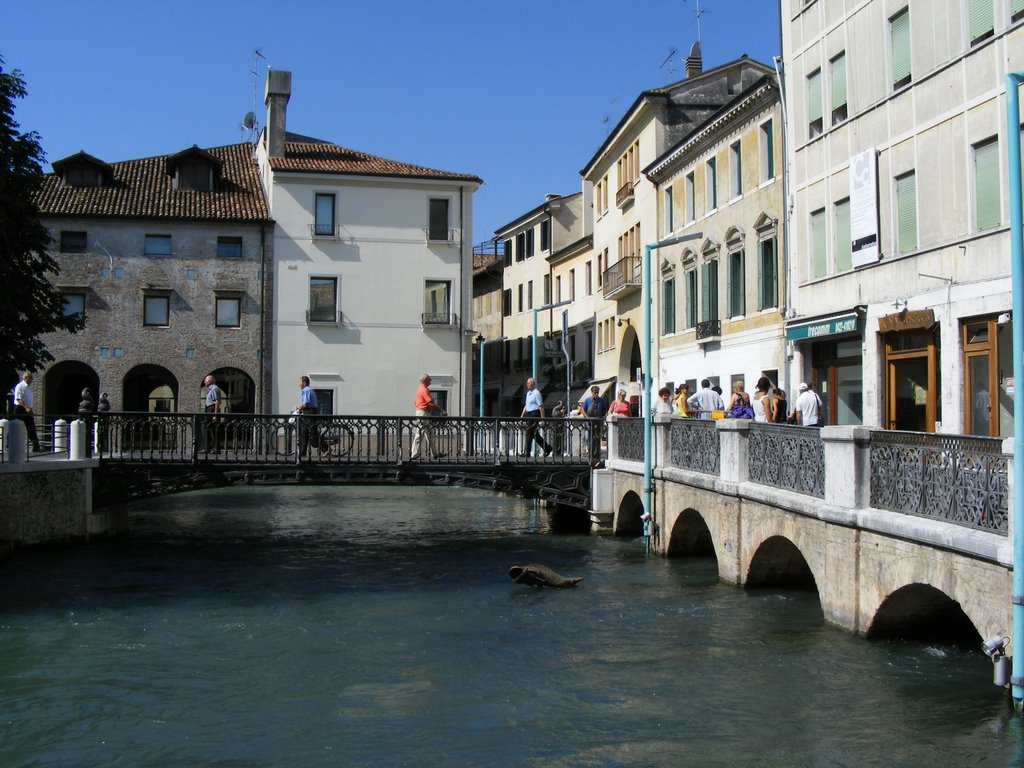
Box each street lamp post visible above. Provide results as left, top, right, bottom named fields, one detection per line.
left=642, top=232, right=702, bottom=554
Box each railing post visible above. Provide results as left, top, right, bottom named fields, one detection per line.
left=605, top=414, right=619, bottom=462
left=822, top=426, right=872, bottom=509
left=717, top=419, right=750, bottom=484
left=3, top=418, right=26, bottom=464
left=192, top=414, right=203, bottom=463
left=1006, top=437, right=1016, bottom=546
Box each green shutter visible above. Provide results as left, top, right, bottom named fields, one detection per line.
left=890, top=9, right=911, bottom=87
left=831, top=54, right=847, bottom=110
left=729, top=250, right=745, bottom=317
left=662, top=279, right=675, bottom=334
left=811, top=210, right=827, bottom=278
left=685, top=271, right=696, bottom=327
left=1013, top=0, right=1024, bottom=19
left=896, top=172, right=918, bottom=253
left=763, top=122, right=775, bottom=180
left=968, top=0, right=994, bottom=42
left=708, top=260, right=719, bottom=320
left=975, top=138, right=1000, bottom=231
left=701, top=263, right=711, bottom=322
left=835, top=198, right=852, bottom=271
left=808, top=70, right=823, bottom=122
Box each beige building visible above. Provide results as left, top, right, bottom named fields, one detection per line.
left=580, top=46, right=777, bottom=412
left=647, top=76, right=786, bottom=400
left=781, top=0, right=1020, bottom=434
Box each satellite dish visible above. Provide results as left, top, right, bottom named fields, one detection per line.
left=242, top=111, right=255, bottom=130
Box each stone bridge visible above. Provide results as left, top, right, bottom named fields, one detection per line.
left=596, top=416, right=1013, bottom=646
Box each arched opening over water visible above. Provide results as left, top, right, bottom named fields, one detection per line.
left=745, top=535, right=818, bottom=591
left=868, top=583, right=983, bottom=645
left=666, top=508, right=716, bottom=560
left=42, top=360, right=99, bottom=417
left=614, top=490, right=644, bottom=537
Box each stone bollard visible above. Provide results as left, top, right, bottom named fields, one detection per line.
left=2, top=417, right=27, bottom=464
left=69, top=418, right=88, bottom=460
left=53, top=418, right=68, bottom=453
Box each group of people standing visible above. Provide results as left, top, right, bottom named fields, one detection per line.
left=659, top=376, right=823, bottom=426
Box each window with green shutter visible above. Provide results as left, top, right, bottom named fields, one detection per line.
left=811, top=209, right=827, bottom=278
left=662, top=278, right=676, bottom=335
left=685, top=269, right=698, bottom=328
left=974, top=137, right=1000, bottom=232
left=835, top=198, right=852, bottom=271
left=760, top=122, right=774, bottom=182
left=968, top=0, right=994, bottom=44
left=728, top=249, right=745, bottom=317
left=758, top=238, right=778, bottom=310
left=830, top=53, right=847, bottom=124
left=895, top=172, right=917, bottom=254
left=807, top=69, right=823, bottom=137
left=701, top=260, right=719, bottom=322
left=1013, top=0, right=1024, bottom=22
left=890, top=8, right=912, bottom=90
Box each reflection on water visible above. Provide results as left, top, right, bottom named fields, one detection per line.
left=0, top=485, right=1018, bottom=767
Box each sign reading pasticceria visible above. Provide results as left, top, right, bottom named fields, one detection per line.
left=877, top=308, right=935, bottom=333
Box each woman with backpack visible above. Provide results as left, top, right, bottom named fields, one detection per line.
left=727, top=380, right=755, bottom=420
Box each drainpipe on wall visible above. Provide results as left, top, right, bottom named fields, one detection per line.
left=258, top=225, right=268, bottom=414
left=1004, top=71, right=1024, bottom=714
left=772, top=50, right=792, bottom=398
left=458, top=185, right=466, bottom=416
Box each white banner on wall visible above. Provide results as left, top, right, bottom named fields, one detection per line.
left=849, top=148, right=880, bottom=267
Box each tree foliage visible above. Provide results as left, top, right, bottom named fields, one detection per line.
left=0, top=56, right=83, bottom=378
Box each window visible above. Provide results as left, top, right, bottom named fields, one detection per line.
left=528, top=280, right=534, bottom=310
left=144, top=234, right=172, bottom=256
left=216, top=296, right=241, bottom=328
left=808, top=69, right=823, bottom=138
left=569, top=268, right=576, bottom=301
left=685, top=172, right=695, bottom=222
left=543, top=274, right=551, bottom=305
left=540, top=219, right=550, bottom=251
left=835, top=198, right=852, bottom=271
left=177, top=161, right=212, bottom=191
left=662, top=278, right=676, bottom=335
left=665, top=186, right=675, bottom=234
left=314, top=193, right=336, bottom=236
left=830, top=53, right=848, bottom=124
left=596, top=175, right=609, bottom=216
left=706, top=158, right=718, bottom=209
left=974, top=137, right=1000, bottom=232
left=423, top=280, right=451, bottom=324
left=730, top=141, right=742, bottom=197
left=757, top=238, right=778, bottom=310
left=517, top=283, right=524, bottom=313
left=585, top=261, right=593, bottom=295
left=728, top=249, right=745, bottom=317
left=308, top=276, right=338, bottom=323
left=61, top=291, right=85, bottom=321
left=515, top=232, right=525, bottom=262
left=143, top=294, right=170, bottom=326
left=890, top=8, right=912, bottom=90
left=1014, top=0, right=1024, bottom=22
left=502, top=239, right=512, bottom=267
left=811, top=208, right=827, bottom=278
left=700, top=260, right=719, bottom=322
left=216, top=236, right=243, bottom=259
left=598, top=249, right=605, bottom=288
left=525, top=228, right=535, bottom=257
left=895, top=171, right=918, bottom=253
left=968, top=0, right=995, bottom=44
left=555, top=275, right=562, bottom=303
left=759, top=123, right=774, bottom=182
left=502, top=288, right=512, bottom=317
left=60, top=231, right=87, bottom=254
left=428, top=198, right=450, bottom=241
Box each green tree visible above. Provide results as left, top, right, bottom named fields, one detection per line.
left=0, top=56, right=83, bottom=384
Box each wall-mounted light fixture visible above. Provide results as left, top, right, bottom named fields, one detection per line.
left=617, top=317, right=631, bottom=328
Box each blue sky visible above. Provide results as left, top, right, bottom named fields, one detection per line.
left=3, top=0, right=780, bottom=240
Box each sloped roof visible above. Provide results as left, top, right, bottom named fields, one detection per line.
left=36, top=143, right=271, bottom=223
left=268, top=135, right=482, bottom=184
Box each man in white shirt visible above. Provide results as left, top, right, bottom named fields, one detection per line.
left=13, top=371, right=41, bottom=452
left=794, top=382, right=824, bottom=427
left=686, top=378, right=724, bottom=419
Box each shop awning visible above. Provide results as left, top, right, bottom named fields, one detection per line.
left=785, top=309, right=862, bottom=341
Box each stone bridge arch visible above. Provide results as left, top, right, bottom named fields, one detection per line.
left=746, top=535, right=817, bottom=590
left=613, top=490, right=644, bottom=537
left=868, top=583, right=981, bottom=643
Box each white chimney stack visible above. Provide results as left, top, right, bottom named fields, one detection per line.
left=264, top=69, right=292, bottom=158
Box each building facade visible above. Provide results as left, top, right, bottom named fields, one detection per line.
left=781, top=0, right=1020, bottom=434
left=256, top=71, right=482, bottom=416
left=34, top=144, right=273, bottom=416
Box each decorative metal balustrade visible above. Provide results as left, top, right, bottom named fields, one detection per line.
left=616, top=418, right=644, bottom=461
left=668, top=418, right=721, bottom=475
left=869, top=431, right=1008, bottom=533
left=748, top=422, right=825, bottom=498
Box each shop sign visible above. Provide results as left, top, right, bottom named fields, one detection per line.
left=786, top=313, right=860, bottom=341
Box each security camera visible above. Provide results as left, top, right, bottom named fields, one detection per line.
left=997, top=311, right=1012, bottom=326
left=982, top=635, right=1007, bottom=658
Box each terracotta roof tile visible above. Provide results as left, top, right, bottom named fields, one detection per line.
left=270, top=140, right=482, bottom=184
left=35, top=143, right=271, bottom=223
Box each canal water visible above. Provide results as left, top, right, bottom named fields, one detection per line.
left=1, top=485, right=1021, bottom=767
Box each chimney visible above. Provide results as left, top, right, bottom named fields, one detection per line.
left=264, top=69, right=292, bottom=158
left=685, top=42, right=702, bottom=78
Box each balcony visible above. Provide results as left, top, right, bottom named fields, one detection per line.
left=615, top=181, right=635, bottom=209
left=602, top=256, right=642, bottom=300
left=424, top=228, right=458, bottom=244
left=309, top=223, right=343, bottom=239
left=306, top=309, right=343, bottom=326
left=695, top=319, right=721, bottom=345
left=422, top=311, right=458, bottom=327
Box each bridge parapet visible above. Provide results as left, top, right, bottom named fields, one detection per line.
left=605, top=416, right=1010, bottom=536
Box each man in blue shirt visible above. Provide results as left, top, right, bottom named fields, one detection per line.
left=297, top=376, right=319, bottom=457
left=518, top=377, right=551, bottom=457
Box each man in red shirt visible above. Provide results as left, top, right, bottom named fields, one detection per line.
left=411, top=373, right=446, bottom=460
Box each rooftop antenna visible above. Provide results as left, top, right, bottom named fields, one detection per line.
left=601, top=95, right=620, bottom=136
left=659, top=47, right=679, bottom=77
left=684, top=0, right=709, bottom=44
left=241, top=48, right=266, bottom=142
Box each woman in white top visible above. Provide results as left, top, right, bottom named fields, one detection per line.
left=752, top=376, right=774, bottom=423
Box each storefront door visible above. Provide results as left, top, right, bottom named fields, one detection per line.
left=884, top=327, right=938, bottom=432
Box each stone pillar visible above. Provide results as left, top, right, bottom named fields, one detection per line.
left=717, top=418, right=749, bottom=484
left=53, top=419, right=68, bottom=453
left=69, top=418, right=88, bottom=460
left=1004, top=436, right=1015, bottom=544
left=653, top=413, right=672, bottom=469
left=605, top=415, right=619, bottom=462
left=3, top=418, right=26, bottom=464
left=822, top=425, right=872, bottom=508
